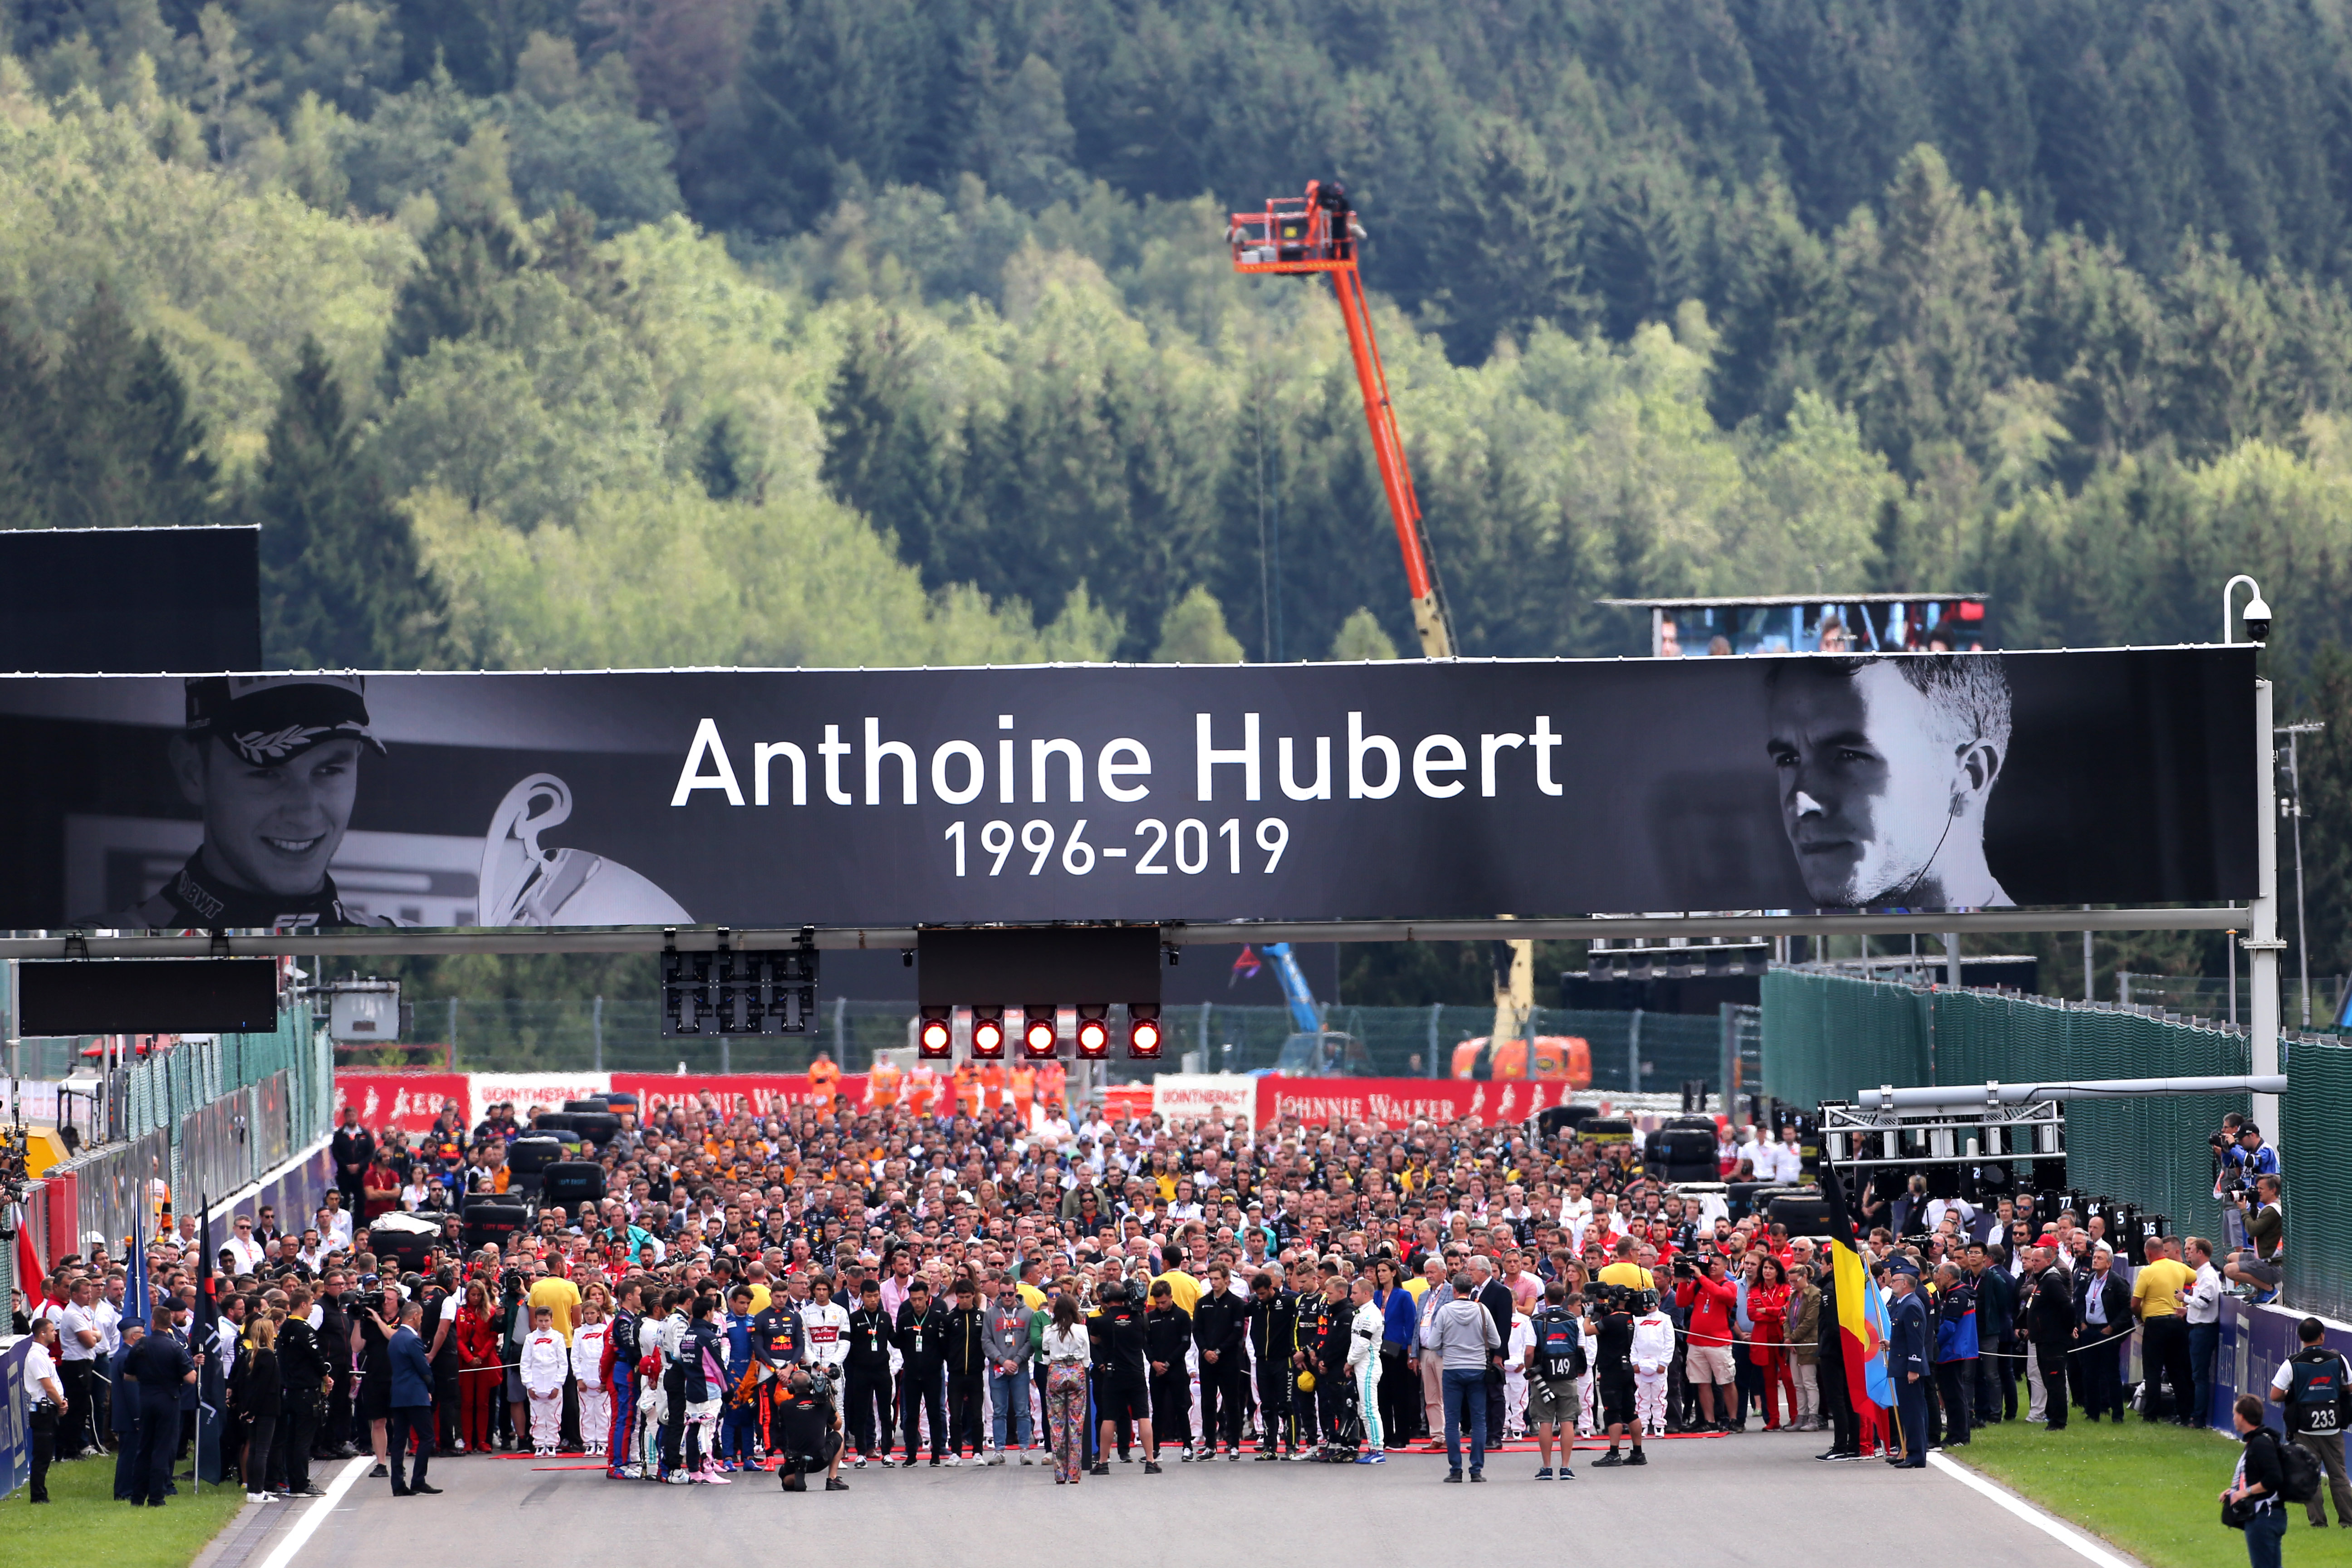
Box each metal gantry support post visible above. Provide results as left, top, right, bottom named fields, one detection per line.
left=2250, top=680, right=2283, bottom=1134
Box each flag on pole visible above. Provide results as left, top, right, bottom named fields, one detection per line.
left=1819, top=1158, right=1894, bottom=1411
left=12, top=1201, right=44, bottom=1309
left=194, top=1198, right=218, bottom=1490
left=124, top=1201, right=150, bottom=1336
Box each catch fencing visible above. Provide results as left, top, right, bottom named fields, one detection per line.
left=4, top=1002, right=333, bottom=1308
left=1763, top=966, right=2350, bottom=1317
left=362, top=996, right=1730, bottom=1091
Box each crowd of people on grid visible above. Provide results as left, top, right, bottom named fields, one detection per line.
left=7, top=1060, right=2290, bottom=1505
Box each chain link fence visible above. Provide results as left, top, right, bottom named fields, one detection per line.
left=376, top=996, right=1731, bottom=1093
left=1763, top=966, right=2343, bottom=1298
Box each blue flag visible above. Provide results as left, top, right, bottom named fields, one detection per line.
left=124, top=1202, right=149, bottom=1341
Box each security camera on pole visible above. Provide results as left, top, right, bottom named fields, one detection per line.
left=2224, top=574, right=2281, bottom=1134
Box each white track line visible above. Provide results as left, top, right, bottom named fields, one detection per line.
left=1927, top=1452, right=2141, bottom=1568
left=250, top=1455, right=373, bottom=1568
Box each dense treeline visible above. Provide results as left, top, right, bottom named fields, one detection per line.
left=14, top=0, right=2352, bottom=984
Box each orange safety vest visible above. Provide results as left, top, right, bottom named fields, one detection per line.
left=953, top=1062, right=982, bottom=1112
left=905, top=1067, right=937, bottom=1112
left=808, top=1057, right=841, bottom=1097
left=1009, top=1064, right=1036, bottom=1106
left=978, top=1062, right=1007, bottom=1107
left=869, top=1062, right=902, bottom=1107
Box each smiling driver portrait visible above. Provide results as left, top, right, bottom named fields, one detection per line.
left=1764, top=655, right=2014, bottom=910
left=105, top=675, right=402, bottom=931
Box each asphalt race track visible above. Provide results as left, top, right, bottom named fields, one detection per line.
left=232, top=1432, right=2127, bottom=1568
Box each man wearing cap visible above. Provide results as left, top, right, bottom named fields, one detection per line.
left=1882, top=1261, right=1929, bottom=1467
left=105, top=676, right=397, bottom=931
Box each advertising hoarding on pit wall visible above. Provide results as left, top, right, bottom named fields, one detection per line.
left=0, top=648, right=2254, bottom=933
left=338, top=1068, right=1584, bottom=1133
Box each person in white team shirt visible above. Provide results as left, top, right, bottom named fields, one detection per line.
left=573, top=1302, right=612, bottom=1459
left=801, top=1275, right=851, bottom=1375
left=1632, top=1294, right=1677, bottom=1437
left=1344, top=1278, right=1387, bottom=1463
left=1503, top=1308, right=1534, bottom=1439
left=520, top=1307, right=570, bottom=1456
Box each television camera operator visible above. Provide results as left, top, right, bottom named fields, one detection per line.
left=772, top=1363, right=849, bottom=1492
left=1588, top=1278, right=1648, bottom=1468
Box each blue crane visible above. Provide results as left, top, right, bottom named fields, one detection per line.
left=1263, top=942, right=1322, bottom=1033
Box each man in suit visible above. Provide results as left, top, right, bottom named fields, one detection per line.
left=386, top=1301, right=442, bottom=1496
left=1970, top=1242, right=2018, bottom=1422
left=1469, top=1255, right=1516, bottom=1447
left=2026, top=1245, right=2076, bottom=1431
left=2073, top=1242, right=2132, bottom=1422
left=1882, top=1262, right=1930, bottom=1468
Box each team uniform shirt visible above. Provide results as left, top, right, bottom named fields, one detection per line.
left=800, top=1301, right=850, bottom=1370
left=573, top=1320, right=611, bottom=1387
left=519, top=1327, right=569, bottom=1396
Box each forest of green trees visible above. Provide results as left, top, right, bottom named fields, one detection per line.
left=11, top=0, right=2352, bottom=988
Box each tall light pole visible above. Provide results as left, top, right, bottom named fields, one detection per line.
left=2225, top=574, right=2280, bottom=1132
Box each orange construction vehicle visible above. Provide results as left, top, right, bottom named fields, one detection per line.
left=1450, top=1035, right=1593, bottom=1088
left=1229, top=181, right=1454, bottom=658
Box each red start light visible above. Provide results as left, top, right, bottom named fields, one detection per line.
left=1075, top=1017, right=1109, bottom=1054
left=1024, top=1015, right=1057, bottom=1055
left=972, top=1015, right=1005, bottom=1057
left=918, top=1017, right=952, bottom=1058
left=1128, top=1017, right=1162, bottom=1058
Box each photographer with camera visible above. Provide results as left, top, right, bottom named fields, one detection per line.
left=2225, top=1176, right=2286, bottom=1303
left=1526, top=1281, right=1583, bottom=1479
left=1588, top=1279, right=1646, bottom=1468
left=772, top=1364, right=849, bottom=1492
left=2268, top=1316, right=2352, bottom=1527
left=1675, top=1252, right=1738, bottom=1432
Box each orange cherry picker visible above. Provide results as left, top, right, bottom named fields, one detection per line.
left=1230, top=182, right=1539, bottom=1050
left=1228, top=180, right=1456, bottom=660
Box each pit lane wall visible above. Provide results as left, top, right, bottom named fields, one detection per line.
left=5, top=1004, right=337, bottom=1304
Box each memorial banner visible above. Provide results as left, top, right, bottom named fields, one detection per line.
left=0, top=648, right=2255, bottom=931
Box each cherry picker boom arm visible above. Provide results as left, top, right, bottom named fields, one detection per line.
left=1230, top=181, right=1455, bottom=658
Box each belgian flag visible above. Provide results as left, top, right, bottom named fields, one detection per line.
left=1819, top=1160, right=1893, bottom=1412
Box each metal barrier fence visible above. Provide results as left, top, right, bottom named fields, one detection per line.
left=3, top=1003, right=332, bottom=1309
left=376, top=996, right=1733, bottom=1090
left=2281, top=1033, right=2352, bottom=1321
left=1763, top=966, right=2345, bottom=1312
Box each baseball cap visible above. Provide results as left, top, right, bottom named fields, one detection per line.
left=186, top=675, right=384, bottom=766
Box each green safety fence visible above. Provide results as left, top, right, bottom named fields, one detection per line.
left=1762, top=967, right=2283, bottom=1268
left=377, top=998, right=1729, bottom=1091
left=2282, top=1035, right=2352, bottom=1322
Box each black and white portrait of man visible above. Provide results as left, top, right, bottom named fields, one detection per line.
left=1764, top=655, right=2014, bottom=910
left=105, top=675, right=400, bottom=931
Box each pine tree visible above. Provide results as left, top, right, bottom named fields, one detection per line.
left=1432, top=126, right=1590, bottom=361
left=0, top=312, right=52, bottom=531
left=382, top=214, right=530, bottom=382
left=256, top=339, right=450, bottom=669
left=47, top=285, right=216, bottom=529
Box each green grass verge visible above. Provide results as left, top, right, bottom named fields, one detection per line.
left=1, top=1448, right=247, bottom=1568
left=1954, top=1418, right=2352, bottom=1568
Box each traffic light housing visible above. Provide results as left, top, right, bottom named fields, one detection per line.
left=917, top=1005, right=951, bottom=1059
left=1022, top=1008, right=1057, bottom=1057
left=1128, top=1004, right=1162, bottom=1059
left=1074, top=1004, right=1109, bottom=1058
left=970, top=1006, right=1005, bottom=1058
